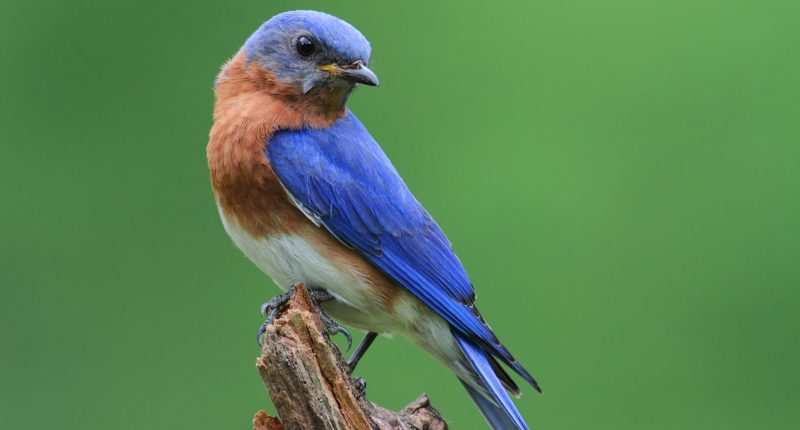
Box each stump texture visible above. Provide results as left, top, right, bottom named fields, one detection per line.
left=253, top=284, right=448, bottom=430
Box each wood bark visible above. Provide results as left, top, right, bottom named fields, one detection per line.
left=252, top=284, right=449, bottom=430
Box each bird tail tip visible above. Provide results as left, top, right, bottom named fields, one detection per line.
left=454, top=332, right=530, bottom=430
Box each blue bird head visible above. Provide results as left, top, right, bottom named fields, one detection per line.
left=244, top=10, right=378, bottom=99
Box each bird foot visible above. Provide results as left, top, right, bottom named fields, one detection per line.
left=351, top=376, right=367, bottom=398
left=316, top=305, right=353, bottom=350
left=257, top=286, right=297, bottom=345
left=257, top=286, right=351, bottom=350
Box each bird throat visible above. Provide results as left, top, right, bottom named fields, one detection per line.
left=304, top=81, right=354, bottom=116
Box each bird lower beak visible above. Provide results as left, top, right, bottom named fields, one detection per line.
left=320, top=61, right=380, bottom=86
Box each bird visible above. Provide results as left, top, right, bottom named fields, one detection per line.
left=207, top=10, right=540, bottom=430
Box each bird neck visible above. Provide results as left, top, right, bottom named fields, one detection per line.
left=214, top=50, right=348, bottom=124
left=207, top=50, right=345, bottom=182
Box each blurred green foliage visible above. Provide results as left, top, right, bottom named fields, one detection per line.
left=1, top=1, right=799, bottom=429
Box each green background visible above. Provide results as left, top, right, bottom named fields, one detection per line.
left=2, top=1, right=798, bottom=428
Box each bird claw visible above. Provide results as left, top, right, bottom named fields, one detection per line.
left=257, top=286, right=296, bottom=346
left=257, top=321, right=267, bottom=345
left=257, top=286, right=351, bottom=349
left=305, top=287, right=352, bottom=350
left=351, top=376, right=367, bottom=398
left=310, top=293, right=352, bottom=350
left=260, top=285, right=296, bottom=317
left=257, top=306, right=282, bottom=346
left=319, top=311, right=353, bottom=350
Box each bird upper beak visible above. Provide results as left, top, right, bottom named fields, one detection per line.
left=320, top=61, right=380, bottom=86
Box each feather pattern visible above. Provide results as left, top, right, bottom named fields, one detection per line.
left=266, top=110, right=538, bottom=390
left=456, top=331, right=529, bottom=430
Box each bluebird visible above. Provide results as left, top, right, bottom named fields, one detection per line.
left=207, top=10, right=540, bottom=429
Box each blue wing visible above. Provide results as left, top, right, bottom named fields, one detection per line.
left=266, top=110, right=536, bottom=388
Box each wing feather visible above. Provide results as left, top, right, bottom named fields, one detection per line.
left=266, top=111, right=536, bottom=388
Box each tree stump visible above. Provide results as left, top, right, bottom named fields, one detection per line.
left=253, top=284, right=448, bottom=430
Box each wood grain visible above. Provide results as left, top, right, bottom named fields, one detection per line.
left=253, top=284, right=448, bottom=430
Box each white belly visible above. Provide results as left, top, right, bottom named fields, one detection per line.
left=218, top=207, right=471, bottom=383
left=219, top=208, right=365, bottom=299
left=218, top=208, right=401, bottom=331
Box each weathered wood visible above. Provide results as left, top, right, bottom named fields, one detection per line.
left=253, top=284, right=448, bottom=430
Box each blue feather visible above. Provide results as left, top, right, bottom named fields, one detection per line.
left=246, top=11, right=371, bottom=66
left=456, top=331, right=529, bottom=430
left=266, top=110, right=539, bottom=390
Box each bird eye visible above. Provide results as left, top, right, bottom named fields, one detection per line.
left=295, top=36, right=315, bottom=57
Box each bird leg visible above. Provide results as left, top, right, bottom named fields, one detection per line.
left=257, top=285, right=352, bottom=350
left=345, top=331, right=378, bottom=398
left=347, top=331, right=378, bottom=371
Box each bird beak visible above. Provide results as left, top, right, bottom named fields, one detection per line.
left=320, top=61, right=380, bottom=86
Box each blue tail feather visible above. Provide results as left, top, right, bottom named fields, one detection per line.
left=454, top=331, right=529, bottom=430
